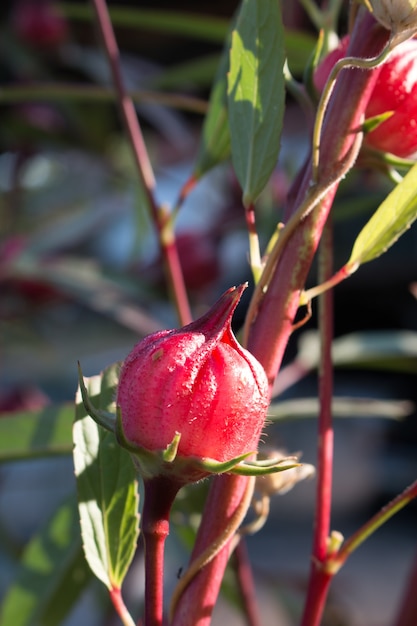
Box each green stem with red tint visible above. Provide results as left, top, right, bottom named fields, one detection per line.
left=109, top=587, right=136, bottom=626
left=331, top=478, right=417, bottom=574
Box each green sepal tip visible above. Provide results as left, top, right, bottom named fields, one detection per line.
left=362, top=110, right=394, bottom=134
left=230, top=457, right=300, bottom=476
left=77, top=362, right=117, bottom=433
left=194, top=451, right=254, bottom=475
left=162, top=432, right=181, bottom=463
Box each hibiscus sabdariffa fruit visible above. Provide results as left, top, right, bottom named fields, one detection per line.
left=78, top=284, right=298, bottom=485
left=114, top=284, right=270, bottom=483
left=315, top=35, right=417, bottom=158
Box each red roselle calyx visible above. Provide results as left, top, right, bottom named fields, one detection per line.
left=315, top=36, right=417, bottom=158
left=115, top=284, right=270, bottom=483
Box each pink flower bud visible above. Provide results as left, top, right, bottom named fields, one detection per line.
left=314, top=36, right=417, bottom=158
left=116, top=285, right=269, bottom=481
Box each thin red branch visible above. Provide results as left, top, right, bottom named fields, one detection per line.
left=314, top=218, right=335, bottom=562
left=90, top=0, right=192, bottom=325
left=233, top=540, right=262, bottom=626
left=299, top=215, right=335, bottom=626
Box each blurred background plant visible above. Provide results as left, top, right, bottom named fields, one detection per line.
left=1, top=2, right=417, bottom=625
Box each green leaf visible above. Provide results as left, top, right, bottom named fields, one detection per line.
left=73, top=364, right=140, bottom=590
left=227, top=0, right=285, bottom=206
left=0, top=404, right=74, bottom=463
left=347, top=161, right=417, bottom=270
left=194, top=43, right=231, bottom=178
left=193, top=26, right=313, bottom=179
left=0, top=497, right=91, bottom=626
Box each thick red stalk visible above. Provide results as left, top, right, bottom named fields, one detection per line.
left=171, top=474, right=250, bottom=625
left=141, top=478, right=182, bottom=626
left=248, top=11, right=389, bottom=381
left=170, top=9, right=390, bottom=625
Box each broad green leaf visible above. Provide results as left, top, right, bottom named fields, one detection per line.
left=347, top=161, right=417, bottom=270
left=194, top=43, right=231, bottom=178
left=193, top=28, right=312, bottom=179
left=0, top=404, right=73, bottom=463
left=73, top=364, right=139, bottom=590
left=227, top=0, right=285, bottom=206
left=0, top=497, right=91, bottom=626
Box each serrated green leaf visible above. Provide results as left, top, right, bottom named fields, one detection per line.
left=347, top=161, right=417, bottom=270
left=73, top=365, right=139, bottom=590
left=0, top=497, right=91, bottom=626
left=227, top=0, right=285, bottom=206
left=0, top=404, right=74, bottom=463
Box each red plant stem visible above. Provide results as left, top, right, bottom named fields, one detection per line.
left=90, top=0, right=192, bottom=326
left=301, top=476, right=417, bottom=626
left=247, top=13, right=389, bottom=381
left=299, top=216, right=335, bottom=626
left=233, top=540, right=262, bottom=626
left=315, top=218, right=335, bottom=562
left=110, top=586, right=136, bottom=626
left=170, top=10, right=390, bottom=626
left=141, top=477, right=182, bottom=626
left=171, top=474, right=250, bottom=626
